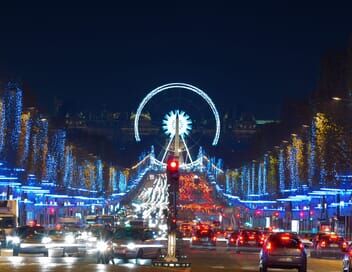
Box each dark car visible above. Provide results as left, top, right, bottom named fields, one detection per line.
left=342, top=246, right=352, bottom=272
left=227, top=231, right=240, bottom=248
left=190, top=229, right=217, bottom=248
left=311, top=233, right=348, bottom=258
left=235, top=229, right=264, bottom=253
left=259, top=232, right=307, bottom=272
left=12, top=225, right=51, bottom=256
left=0, top=229, right=5, bottom=248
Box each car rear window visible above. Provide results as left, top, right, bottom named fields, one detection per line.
left=270, top=235, right=300, bottom=248
left=196, top=230, right=214, bottom=237
left=242, top=230, right=260, bottom=237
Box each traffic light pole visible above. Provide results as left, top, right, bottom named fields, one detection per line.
left=165, top=114, right=179, bottom=263
left=153, top=113, right=191, bottom=268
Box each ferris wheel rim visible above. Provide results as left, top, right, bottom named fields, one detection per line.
left=134, top=83, right=221, bottom=146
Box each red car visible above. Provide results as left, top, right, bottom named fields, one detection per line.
left=227, top=231, right=240, bottom=248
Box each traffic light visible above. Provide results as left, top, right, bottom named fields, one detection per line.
left=167, top=156, right=180, bottom=190
left=170, top=217, right=177, bottom=231
left=167, top=157, right=179, bottom=175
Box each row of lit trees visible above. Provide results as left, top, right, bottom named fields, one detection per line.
left=226, top=106, right=352, bottom=199
left=0, top=82, right=145, bottom=195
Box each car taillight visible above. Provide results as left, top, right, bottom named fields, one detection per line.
left=299, top=243, right=304, bottom=250
left=266, top=242, right=272, bottom=251
left=230, top=238, right=234, bottom=242
left=349, top=249, right=352, bottom=257
left=192, top=236, right=197, bottom=241
left=343, top=242, right=348, bottom=249
left=212, top=237, right=217, bottom=242
left=320, top=241, right=326, bottom=248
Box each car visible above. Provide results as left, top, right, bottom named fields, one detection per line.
left=46, top=229, right=86, bottom=256
left=235, top=229, right=264, bottom=253
left=311, top=233, right=348, bottom=258
left=190, top=229, right=217, bottom=248
left=180, top=223, right=193, bottom=237
left=97, top=227, right=165, bottom=264
left=227, top=230, right=240, bottom=248
left=342, top=245, right=352, bottom=272
left=0, top=229, right=5, bottom=248
left=215, top=229, right=226, bottom=239
left=259, top=232, right=307, bottom=272
left=11, top=225, right=51, bottom=256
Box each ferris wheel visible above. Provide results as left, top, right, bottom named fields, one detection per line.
left=134, top=83, right=221, bottom=168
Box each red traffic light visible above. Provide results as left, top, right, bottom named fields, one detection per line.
left=167, top=157, right=179, bottom=172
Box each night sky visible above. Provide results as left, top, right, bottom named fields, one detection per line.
left=0, top=3, right=351, bottom=119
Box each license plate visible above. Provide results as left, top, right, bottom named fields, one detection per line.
left=117, top=249, right=126, bottom=254
left=201, top=238, right=208, bottom=242
left=248, top=241, right=256, bottom=245
left=278, top=257, right=292, bottom=262
left=330, top=244, right=338, bottom=248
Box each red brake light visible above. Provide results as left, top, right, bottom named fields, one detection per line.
left=230, top=238, right=234, bottom=242
left=320, top=241, right=326, bottom=248
left=343, top=242, right=348, bottom=249
left=299, top=243, right=304, bottom=250
left=266, top=242, right=272, bottom=251
left=281, top=236, right=290, bottom=241
left=212, top=236, right=217, bottom=242
left=349, top=249, right=352, bottom=257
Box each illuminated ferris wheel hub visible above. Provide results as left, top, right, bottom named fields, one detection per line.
left=163, top=110, right=192, bottom=137
left=161, top=110, right=193, bottom=164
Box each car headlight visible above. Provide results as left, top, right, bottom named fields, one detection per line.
left=127, top=242, right=136, bottom=250
left=42, top=237, right=52, bottom=244
left=65, top=235, right=75, bottom=244
left=97, top=241, right=108, bottom=252
left=12, top=236, right=20, bottom=244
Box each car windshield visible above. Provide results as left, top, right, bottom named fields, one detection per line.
left=114, top=228, right=144, bottom=240
left=16, top=226, right=45, bottom=238
left=0, top=217, right=15, bottom=228
left=48, top=230, right=64, bottom=236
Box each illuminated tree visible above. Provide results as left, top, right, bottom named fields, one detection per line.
left=17, top=111, right=32, bottom=167
left=0, top=99, right=6, bottom=156
left=267, top=154, right=278, bottom=195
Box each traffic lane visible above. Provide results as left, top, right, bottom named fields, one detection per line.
left=185, top=246, right=343, bottom=272
left=0, top=249, right=344, bottom=272
left=0, top=257, right=189, bottom=272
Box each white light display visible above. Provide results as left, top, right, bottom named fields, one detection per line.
left=162, top=110, right=192, bottom=137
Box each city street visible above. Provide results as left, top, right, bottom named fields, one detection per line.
left=0, top=245, right=342, bottom=272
